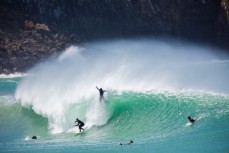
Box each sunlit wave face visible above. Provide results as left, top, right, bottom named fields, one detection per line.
left=15, top=38, right=229, bottom=133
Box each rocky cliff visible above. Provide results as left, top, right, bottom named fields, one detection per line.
left=0, top=0, right=229, bottom=74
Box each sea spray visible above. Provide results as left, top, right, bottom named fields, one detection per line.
left=15, top=39, right=229, bottom=134
left=85, top=97, right=110, bottom=128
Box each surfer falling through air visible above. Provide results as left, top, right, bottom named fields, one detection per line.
left=96, top=86, right=107, bottom=102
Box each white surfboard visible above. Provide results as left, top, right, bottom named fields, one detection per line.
left=74, top=129, right=87, bottom=136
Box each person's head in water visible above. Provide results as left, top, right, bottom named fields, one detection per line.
left=32, top=136, right=37, bottom=139
left=129, top=140, right=133, bottom=144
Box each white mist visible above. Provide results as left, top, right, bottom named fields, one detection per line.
left=15, top=39, right=229, bottom=133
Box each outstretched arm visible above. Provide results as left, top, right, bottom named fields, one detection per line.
left=96, top=86, right=99, bottom=90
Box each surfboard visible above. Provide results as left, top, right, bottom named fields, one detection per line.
left=74, top=130, right=86, bottom=136
left=74, top=126, right=89, bottom=136
left=185, top=122, right=193, bottom=127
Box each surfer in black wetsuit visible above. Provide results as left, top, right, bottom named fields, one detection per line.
left=187, top=116, right=195, bottom=123
left=32, top=136, right=37, bottom=139
left=75, top=118, right=85, bottom=132
left=96, top=86, right=107, bottom=102
left=120, top=140, right=134, bottom=146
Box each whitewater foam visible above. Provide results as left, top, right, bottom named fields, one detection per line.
left=15, top=39, right=229, bottom=134
left=0, top=72, right=26, bottom=78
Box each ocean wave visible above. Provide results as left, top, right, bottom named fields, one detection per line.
left=0, top=72, right=27, bottom=78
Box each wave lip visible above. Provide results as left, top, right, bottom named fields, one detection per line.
left=15, top=39, right=229, bottom=134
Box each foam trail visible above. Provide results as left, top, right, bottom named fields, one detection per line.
left=15, top=39, right=229, bottom=133
left=0, top=72, right=26, bottom=78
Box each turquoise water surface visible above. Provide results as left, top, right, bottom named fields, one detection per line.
left=0, top=40, right=229, bottom=152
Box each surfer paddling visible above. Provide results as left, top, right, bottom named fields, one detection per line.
left=75, top=118, right=85, bottom=132
left=96, top=86, right=107, bottom=102
left=120, top=140, right=134, bottom=146
left=187, top=116, right=196, bottom=123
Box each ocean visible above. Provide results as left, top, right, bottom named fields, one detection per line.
left=0, top=39, right=229, bottom=153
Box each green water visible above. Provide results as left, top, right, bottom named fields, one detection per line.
left=0, top=77, right=229, bottom=153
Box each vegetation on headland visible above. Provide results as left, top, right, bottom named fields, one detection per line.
left=0, top=0, right=229, bottom=74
